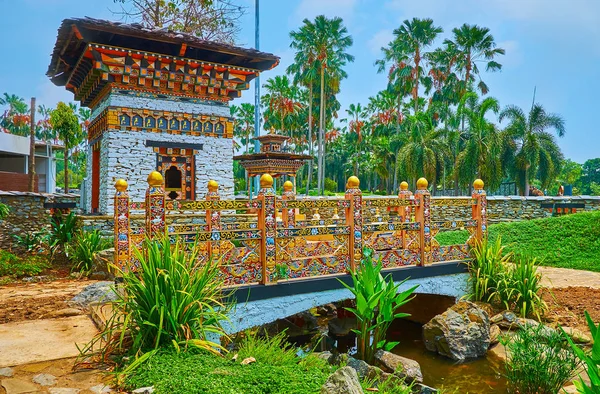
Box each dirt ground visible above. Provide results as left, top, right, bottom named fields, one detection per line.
left=0, top=279, right=95, bottom=324
left=543, top=286, right=600, bottom=330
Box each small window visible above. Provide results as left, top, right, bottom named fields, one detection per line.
left=165, top=165, right=182, bottom=191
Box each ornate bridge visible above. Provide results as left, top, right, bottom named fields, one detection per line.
left=113, top=173, right=487, bottom=332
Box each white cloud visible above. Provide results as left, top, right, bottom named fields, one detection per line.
left=367, top=29, right=394, bottom=54
left=291, top=0, right=359, bottom=26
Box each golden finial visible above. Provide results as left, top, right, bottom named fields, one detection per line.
left=347, top=176, right=360, bottom=189
left=114, top=179, right=128, bottom=192
left=147, top=171, right=164, bottom=187
left=283, top=181, right=294, bottom=192
left=416, top=177, right=428, bottom=190
left=208, top=179, right=219, bottom=192
left=260, top=173, right=274, bottom=188
left=400, top=181, right=409, bottom=191
left=473, top=179, right=484, bottom=190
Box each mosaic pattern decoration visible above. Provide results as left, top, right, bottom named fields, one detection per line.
left=145, top=185, right=166, bottom=237
left=415, top=189, right=432, bottom=266
left=114, top=188, right=131, bottom=271
left=258, top=186, right=277, bottom=283
left=345, top=186, right=363, bottom=270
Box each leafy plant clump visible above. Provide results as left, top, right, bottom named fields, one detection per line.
left=503, top=323, right=580, bottom=394
left=0, top=250, right=49, bottom=278
left=12, top=230, right=48, bottom=253
left=48, top=211, right=79, bottom=258
left=0, top=202, right=9, bottom=219
left=340, top=248, right=418, bottom=364
left=564, top=311, right=600, bottom=393
left=124, top=333, right=335, bottom=394
left=69, top=230, right=111, bottom=273
left=80, top=237, right=231, bottom=373
left=466, top=238, right=547, bottom=318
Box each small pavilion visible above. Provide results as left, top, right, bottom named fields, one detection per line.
left=233, top=133, right=312, bottom=196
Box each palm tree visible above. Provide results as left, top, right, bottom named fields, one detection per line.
left=500, top=103, right=566, bottom=195
left=230, top=103, right=255, bottom=153
left=376, top=18, right=443, bottom=114
left=342, top=103, right=366, bottom=174
left=261, top=75, right=302, bottom=139
left=396, top=112, right=449, bottom=186
left=0, top=93, right=30, bottom=136
left=455, top=92, right=506, bottom=190
left=294, top=15, right=354, bottom=195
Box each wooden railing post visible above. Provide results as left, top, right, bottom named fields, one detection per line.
left=398, top=181, right=413, bottom=249
left=414, top=177, right=431, bottom=266
left=345, top=176, right=363, bottom=271
left=258, top=174, right=276, bottom=284
left=114, top=178, right=131, bottom=272
left=145, top=171, right=166, bottom=239
left=472, top=179, right=487, bottom=243
left=205, top=179, right=221, bottom=259
left=281, top=180, right=296, bottom=228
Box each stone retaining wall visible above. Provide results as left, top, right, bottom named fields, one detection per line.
left=0, top=191, right=79, bottom=250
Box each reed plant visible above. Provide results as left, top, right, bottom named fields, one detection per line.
left=503, top=323, right=580, bottom=394
left=506, top=255, right=546, bottom=319
left=79, top=236, right=231, bottom=373
left=48, top=211, right=79, bottom=258
left=468, top=237, right=511, bottom=303
left=69, top=230, right=112, bottom=273
left=339, top=248, right=418, bottom=364
left=564, top=311, right=600, bottom=393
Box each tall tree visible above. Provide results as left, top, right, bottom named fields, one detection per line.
left=0, top=93, right=30, bottom=136
left=455, top=92, right=505, bottom=190
left=377, top=18, right=442, bottom=114
left=113, top=0, right=245, bottom=43
left=293, top=15, right=354, bottom=195
left=342, top=103, right=366, bottom=175
left=28, top=97, right=36, bottom=192
left=50, top=102, right=84, bottom=193
left=231, top=103, right=255, bottom=154
left=261, top=75, right=302, bottom=138
left=500, top=103, right=566, bottom=195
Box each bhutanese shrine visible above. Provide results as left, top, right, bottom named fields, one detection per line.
left=233, top=133, right=312, bottom=194
left=46, top=17, right=279, bottom=214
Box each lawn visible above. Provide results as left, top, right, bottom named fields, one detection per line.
left=435, top=211, right=600, bottom=272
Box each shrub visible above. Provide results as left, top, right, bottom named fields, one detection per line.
left=503, top=323, right=580, bottom=394
left=564, top=311, right=600, bottom=393
left=324, top=177, right=338, bottom=193
left=505, top=256, right=546, bottom=319
left=340, top=248, right=418, bottom=364
left=69, top=230, right=111, bottom=273
left=0, top=250, right=49, bottom=278
left=48, top=211, right=79, bottom=258
left=80, top=237, right=231, bottom=370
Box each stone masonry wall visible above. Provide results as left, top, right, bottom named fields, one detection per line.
left=432, top=195, right=600, bottom=223
left=0, top=192, right=79, bottom=250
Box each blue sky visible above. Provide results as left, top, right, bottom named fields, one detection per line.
left=1, top=0, right=599, bottom=163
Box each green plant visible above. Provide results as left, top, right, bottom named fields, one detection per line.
left=0, top=250, right=49, bottom=278
left=506, top=255, right=547, bottom=319
left=48, top=211, right=79, bottom=257
left=69, top=230, right=111, bottom=273
left=361, top=373, right=413, bottom=393
left=80, top=236, right=231, bottom=372
left=12, top=230, right=48, bottom=253
left=467, top=237, right=511, bottom=303
left=502, top=323, right=580, bottom=394
left=324, top=177, right=338, bottom=193
left=339, top=248, right=418, bottom=364
left=563, top=311, right=600, bottom=393
left=273, top=263, right=289, bottom=281
left=0, top=202, right=9, bottom=220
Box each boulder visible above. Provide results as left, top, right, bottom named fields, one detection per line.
left=346, top=357, right=369, bottom=379
left=69, top=282, right=117, bottom=308
left=415, top=383, right=439, bottom=393
left=489, top=324, right=501, bottom=346
left=374, top=350, right=423, bottom=383
left=423, top=301, right=490, bottom=362
left=316, top=351, right=333, bottom=362
left=320, top=366, right=363, bottom=394
left=562, top=327, right=592, bottom=344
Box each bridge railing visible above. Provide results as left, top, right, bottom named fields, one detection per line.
left=113, top=173, right=487, bottom=286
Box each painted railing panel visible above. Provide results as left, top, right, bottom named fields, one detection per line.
left=113, top=173, right=487, bottom=286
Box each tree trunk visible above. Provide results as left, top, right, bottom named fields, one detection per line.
left=64, top=151, right=69, bottom=193
left=28, top=97, right=36, bottom=192
left=414, top=48, right=420, bottom=114
left=306, top=84, right=313, bottom=194
left=524, top=167, right=530, bottom=196
left=318, top=66, right=325, bottom=195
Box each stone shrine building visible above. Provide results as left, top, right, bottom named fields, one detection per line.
left=47, top=18, right=278, bottom=213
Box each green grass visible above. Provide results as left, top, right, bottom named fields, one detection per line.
left=435, top=211, right=600, bottom=271
left=124, top=334, right=336, bottom=394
